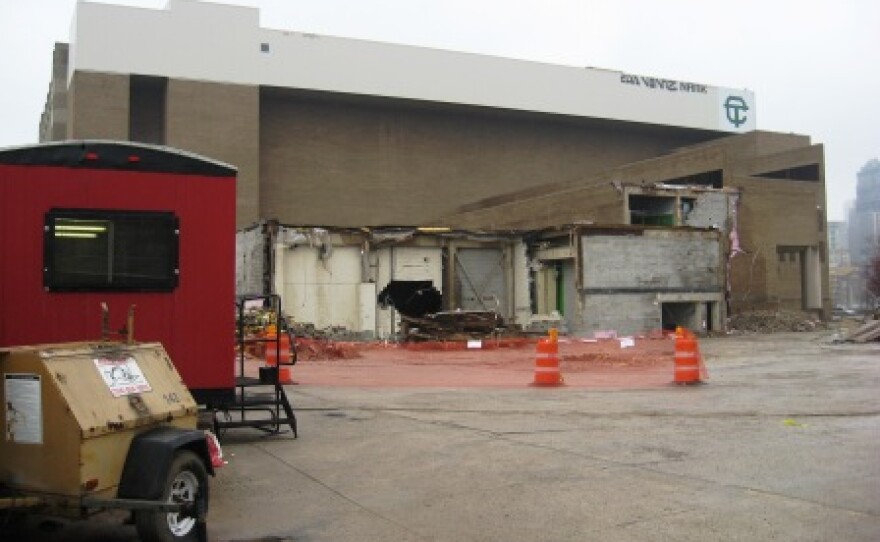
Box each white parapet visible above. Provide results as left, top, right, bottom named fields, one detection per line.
left=70, top=0, right=755, bottom=133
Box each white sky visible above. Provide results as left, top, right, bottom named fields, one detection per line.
left=1, top=0, right=878, bottom=221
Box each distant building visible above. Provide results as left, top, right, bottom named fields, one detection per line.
left=36, top=0, right=831, bottom=331
left=846, top=159, right=880, bottom=308
left=848, top=159, right=880, bottom=266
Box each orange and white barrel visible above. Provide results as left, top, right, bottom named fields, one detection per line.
left=533, top=337, right=563, bottom=386
left=674, top=327, right=701, bottom=384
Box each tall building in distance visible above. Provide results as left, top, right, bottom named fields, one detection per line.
left=848, top=159, right=880, bottom=270
left=848, top=159, right=880, bottom=265
left=846, top=159, right=880, bottom=308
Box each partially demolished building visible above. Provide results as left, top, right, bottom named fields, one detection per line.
left=237, top=223, right=724, bottom=337
left=43, top=0, right=829, bottom=337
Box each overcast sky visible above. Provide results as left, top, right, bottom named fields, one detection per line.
left=1, top=0, right=877, bottom=221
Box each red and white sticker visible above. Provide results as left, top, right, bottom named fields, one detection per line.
left=94, top=357, right=152, bottom=397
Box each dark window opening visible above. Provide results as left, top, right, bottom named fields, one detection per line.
left=260, top=43, right=270, bottom=53
left=661, top=302, right=698, bottom=331
left=660, top=169, right=723, bottom=189
left=629, top=195, right=676, bottom=225
left=44, top=209, right=179, bottom=291
left=757, top=164, right=820, bottom=182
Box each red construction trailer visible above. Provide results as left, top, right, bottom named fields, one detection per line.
left=0, top=141, right=236, bottom=405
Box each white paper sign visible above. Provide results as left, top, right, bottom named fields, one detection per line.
left=5, top=373, right=43, bottom=444
left=94, top=357, right=152, bottom=397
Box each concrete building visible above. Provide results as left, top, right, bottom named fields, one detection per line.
left=39, top=0, right=830, bottom=333
left=236, top=223, right=723, bottom=337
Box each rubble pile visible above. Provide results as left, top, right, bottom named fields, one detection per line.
left=296, top=338, right=362, bottom=361
left=728, top=310, right=825, bottom=333
left=290, top=322, right=372, bottom=341
left=841, top=319, right=880, bottom=343
left=401, top=310, right=509, bottom=341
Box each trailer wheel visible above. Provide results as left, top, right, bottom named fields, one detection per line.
left=136, top=450, right=208, bottom=542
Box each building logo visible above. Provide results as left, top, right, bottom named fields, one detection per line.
left=724, top=96, right=749, bottom=128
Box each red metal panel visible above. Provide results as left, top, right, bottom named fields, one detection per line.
left=0, top=160, right=236, bottom=394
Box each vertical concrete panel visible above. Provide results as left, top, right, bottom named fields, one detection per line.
left=455, top=248, right=507, bottom=314
left=281, top=246, right=361, bottom=330
left=512, top=242, right=531, bottom=327
left=357, top=283, right=377, bottom=336
left=165, top=80, right=260, bottom=228
left=67, top=71, right=130, bottom=139
left=235, top=227, right=265, bottom=296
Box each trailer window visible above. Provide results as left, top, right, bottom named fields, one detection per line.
left=44, top=210, right=179, bottom=291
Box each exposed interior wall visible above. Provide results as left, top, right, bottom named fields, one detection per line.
left=279, top=244, right=364, bottom=332
left=235, top=225, right=265, bottom=297
left=374, top=246, right=443, bottom=338
left=582, top=293, right=660, bottom=334
left=576, top=230, right=723, bottom=336
left=454, top=247, right=508, bottom=315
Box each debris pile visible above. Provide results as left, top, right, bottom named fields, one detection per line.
left=840, top=319, right=880, bottom=343
left=290, top=322, right=372, bottom=341
left=728, top=310, right=825, bottom=333
left=296, top=338, right=362, bottom=360
left=401, top=310, right=507, bottom=341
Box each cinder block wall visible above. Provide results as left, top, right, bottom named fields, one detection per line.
left=576, top=231, right=722, bottom=335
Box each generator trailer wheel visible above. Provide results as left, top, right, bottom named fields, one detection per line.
left=135, top=450, right=208, bottom=542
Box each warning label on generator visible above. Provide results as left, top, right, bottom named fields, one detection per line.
left=5, top=373, right=43, bottom=444
left=94, top=357, right=152, bottom=397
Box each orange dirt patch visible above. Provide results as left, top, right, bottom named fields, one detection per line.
left=242, top=336, right=686, bottom=389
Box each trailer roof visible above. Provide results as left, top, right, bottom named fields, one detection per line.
left=0, top=140, right=236, bottom=177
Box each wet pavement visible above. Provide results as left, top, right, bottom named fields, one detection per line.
left=7, top=331, right=880, bottom=541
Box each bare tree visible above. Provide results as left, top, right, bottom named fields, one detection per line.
left=867, top=248, right=880, bottom=309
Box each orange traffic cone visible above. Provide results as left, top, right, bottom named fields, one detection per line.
left=533, top=328, right=563, bottom=386
left=266, top=333, right=292, bottom=366
left=673, top=327, right=705, bottom=384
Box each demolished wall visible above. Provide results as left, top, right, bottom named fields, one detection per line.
left=576, top=229, right=723, bottom=335
left=236, top=224, right=265, bottom=297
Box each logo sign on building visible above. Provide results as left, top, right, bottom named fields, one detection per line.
left=94, top=356, right=152, bottom=397
left=719, top=94, right=754, bottom=131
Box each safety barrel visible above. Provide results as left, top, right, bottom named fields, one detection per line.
left=533, top=336, right=563, bottom=386
left=673, top=327, right=703, bottom=384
